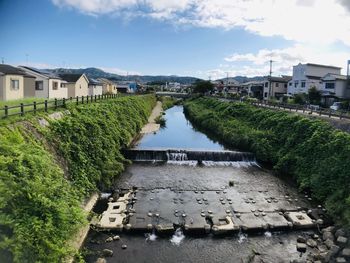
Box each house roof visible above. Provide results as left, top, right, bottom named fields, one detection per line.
left=267, top=76, right=292, bottom=82
left=322, top=73, right=348, bottom=80
left=0, top=64, right=27, bottom=75
left=88, top=77, right=102, bottom=85
left=306, top=63, right=341, bottom=70
left=59, top=74, right=83, bottom=83
left=19, top=66, right=61, bottom=79
left=98, top=78, right=115, bottom=85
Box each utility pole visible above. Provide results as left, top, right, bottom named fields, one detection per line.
left=347, top=60, right=350, bottom=88
left=1, top=57, right=4, bottom=64
left=268, top=60, right=274, bottom=100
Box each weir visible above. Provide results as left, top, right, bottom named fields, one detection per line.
left=123, top=148, right=255, bottom=162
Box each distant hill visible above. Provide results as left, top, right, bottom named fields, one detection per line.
left=216, top=76, right=265, bottom=84
left=47, top=67, right=200, bottom=84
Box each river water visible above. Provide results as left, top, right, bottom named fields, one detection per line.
left=84, top=105, right=319, bottom=263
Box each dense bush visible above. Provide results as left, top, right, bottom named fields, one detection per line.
left=184, top=97, right=350, bottom=226
left=47, top=95, right=156, bottom=195
left=0, top=95, right=156, bottom=262
left=0, top=126, right=85, bottom=262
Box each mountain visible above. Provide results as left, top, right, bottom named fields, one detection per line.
left=47, top=67, right=200, bottom=84
left=216, top=76, right=266, bottom=84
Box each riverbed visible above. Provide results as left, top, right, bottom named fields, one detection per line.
left=83, top=105, right=322, bottom=263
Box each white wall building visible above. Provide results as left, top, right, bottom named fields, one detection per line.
left=19, top=66, right=68, bottom=99
left=88, top=78, right=103, bottom=96
left=287, top=63, right=341, bottom=95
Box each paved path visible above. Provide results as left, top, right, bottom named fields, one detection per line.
left=140, top=101, right=162, bottom=134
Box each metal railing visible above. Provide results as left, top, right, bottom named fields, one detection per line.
left=1, top=94, right=119, bottom=119
left=251, top=100, right=350, bottom=120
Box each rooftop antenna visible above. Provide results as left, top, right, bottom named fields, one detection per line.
left=269, top=59, right=274, bottom=77
left=347, top=60, right=350, bottom=88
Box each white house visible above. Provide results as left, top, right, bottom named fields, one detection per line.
left=319, top=74, right=350, bottom=105
left=287, top=63, right=341, bottom=95
left=88, top=78, right=103, bottom=96
left=19, top=66, right=68, bottom=99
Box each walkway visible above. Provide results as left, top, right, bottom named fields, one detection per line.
left=140, top=101, right=163, bottom=134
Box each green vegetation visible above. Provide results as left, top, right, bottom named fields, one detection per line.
left=0, top=95, right=156, bottom=262
left=158, top=96, right=178, bottom=110
left=184, top=97, right=350, bottom=227
left=192, top=80, right=214, bottom=94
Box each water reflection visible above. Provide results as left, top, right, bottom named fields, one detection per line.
left=136, top=106, right=225, bottom=150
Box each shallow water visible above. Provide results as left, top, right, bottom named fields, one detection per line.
left=84, top=105, right=319, bottom=263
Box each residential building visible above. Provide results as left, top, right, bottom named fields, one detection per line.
left=59, top=74, right=89, bottom=98
left=0, top=64, right=36, bottom=101
left=98, top=78, right=118, bottom=94
left=287, top=63, right=341, bottom=95
left=19, top=66, right=68, bottom=99
left=320, top=73, right=350, bottom=105
left=263, top=75, right=291, bottom=100
left=240, top=81, right=264, bottom=99
left=88, top=78, right=103, bottom=96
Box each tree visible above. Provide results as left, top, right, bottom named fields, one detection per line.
left=193, top=80, right=214, bottom=94
left=308, top=86, right=321, bottom=105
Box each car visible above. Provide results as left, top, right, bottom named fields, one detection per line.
left=330, top=102, right=342, bottom=111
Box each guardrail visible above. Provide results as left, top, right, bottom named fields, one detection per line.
left=1, top=94, right=119, bottom=119
left=251, top=100, right=350, bottom=120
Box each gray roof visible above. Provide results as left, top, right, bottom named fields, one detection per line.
left=59, top=74, right=82, bottom=83
left=88, top=77, right=102, bottom=85
left=20, top=66, right=61, bottom=79
left=0, top=64, right=27, bottom=75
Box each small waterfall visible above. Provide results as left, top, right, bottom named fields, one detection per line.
left=124, top=149, right=257, bottom=166
left=238, top=230, right=248, bottom=243
left=170, top=228, right=185, bottom=246
left=167, top=152, right=188, bottom=161
left=145, top=230, right=158, bottom=242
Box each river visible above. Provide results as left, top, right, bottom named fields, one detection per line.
left=84, top=105, right=322, bottom=263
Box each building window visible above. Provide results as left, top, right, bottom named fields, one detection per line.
left=284, top=83, right=287, bottom=88
left=301, top=82, right=306, bottom=88
left=80, top=85, right=81, bottom=89
left=52, top=81, right=58, bottom=90
left=325, top=82, right=335, bottom=89
left=275, top=83, right=279, bottom=88
left=264, top=92, right=268, bottom=97
left=61, top=83, right=66, bottom=88
left=289, top=82, right=292, bottom=86
left=35, top=81, right=44, bottom=90
left=294, top=81, right=298, bottom=88
left=264, top=82, right=268, bottom=87
left=10, top=79, right=19, bottom=90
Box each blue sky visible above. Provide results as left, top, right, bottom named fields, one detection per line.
left=1, top=0, right=350, bottom=79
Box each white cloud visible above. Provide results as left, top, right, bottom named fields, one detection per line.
left=52, top=0, right=350, bottom=46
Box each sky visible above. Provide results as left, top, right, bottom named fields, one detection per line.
left=0, top=0, right=350, bottom=79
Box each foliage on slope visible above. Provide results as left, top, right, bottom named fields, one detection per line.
left=0, top=95, right=156, bottom=262
left=184, top=97, right=350, bottom=226
left=47, top=95, right=156, bottom=195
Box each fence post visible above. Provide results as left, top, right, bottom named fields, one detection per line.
left=82, top=96, right=84, bottom=104
left=44, top=100, right=48, bottom=112
left=319, top=109, right=321, bottom=116
left=91, top=95, right=93, bottom=102
left=63, top=98, right=66, bottom=108
left=4, top=105, right=8, bottom=118
left=20, top=103, right=24, bottom=116
left=76, top=96, right=79, bottom=105
left=54, top=98, right=57, bottom=110
left=33, top=101, right=37, bottom=114
left=95, top=95, right=97, bottom=102
left=339, top=111, right=343, bottom=119
left=329, top=109, right=331, bottom=118
left=86, top=95, right=89, bottom=104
